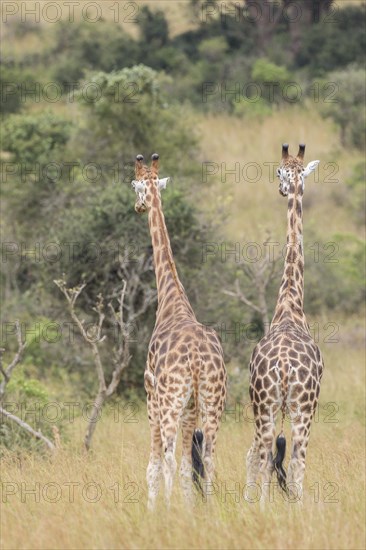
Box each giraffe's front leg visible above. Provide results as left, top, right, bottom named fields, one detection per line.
left=146, top=393, right=163, bottom=511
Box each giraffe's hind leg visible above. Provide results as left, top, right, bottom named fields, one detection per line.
left=287, top=399, right=317, bottom=502
left=158, top=387, right=192, bottom=507
left=180, top=398, right=196, bottom=503
left=146, top=392, right=163, bottom=511
left=246, top=432, right=261, bottom=485
left=199, top=386, right=226, bottom=493
left=257, top=404, right=279, bottom=509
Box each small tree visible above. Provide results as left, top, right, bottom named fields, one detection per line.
left=223, top=236, right=282, bottom=334
left=54, top=253, right=157, bottom=451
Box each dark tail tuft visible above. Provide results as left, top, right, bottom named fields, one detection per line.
left=192, top=429, right=204, bottom=493
left=273, top=433, right=288, bottom=494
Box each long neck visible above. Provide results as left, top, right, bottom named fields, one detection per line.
left=271, top=176, right=308, bottom=330
left=148, top=191, right=195, bottom=321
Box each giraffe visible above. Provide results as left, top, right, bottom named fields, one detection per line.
left=131, top=153, right=227, bottom=509
left=246, top=143, right=324, bottom=506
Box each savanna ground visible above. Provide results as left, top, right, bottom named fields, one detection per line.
left=1, top=1, right=366, bottom=549
left=1, top=323, right=365, bottom=549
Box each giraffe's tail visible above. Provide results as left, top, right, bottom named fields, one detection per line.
left=192, top=428, right=204, bottom=494
left=273, top=432, right=288, bottom=494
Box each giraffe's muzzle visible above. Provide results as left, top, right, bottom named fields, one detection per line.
left=135, top=201, right=147, bottom=213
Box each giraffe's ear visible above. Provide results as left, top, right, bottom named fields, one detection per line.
left=158, top=177, right=170, bottom=190
left=303, top=160, right=320, bottom=178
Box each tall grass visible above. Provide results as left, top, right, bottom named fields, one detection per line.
left=1, top=321, right=365, bottom=549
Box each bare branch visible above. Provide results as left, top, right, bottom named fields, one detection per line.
left=0, top=322, right=60, bottom=452
left=0, top=406, right=55, bottom=452
left=223, top=234, right=281, bottom=335
left=55, top=273, right=147, bottom=449
left=106, top=280, right=132, bottom=397
left=223, top=279, right=262, bottom=314
left=55, top=278, right=109, bottom=451
left=54, top=252, right=157, bottom=450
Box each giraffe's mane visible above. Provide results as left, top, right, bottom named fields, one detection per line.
left=156, top=204, right=183, bottom=296
left=282, top=157, right=304, bottom=170
left=148, top=179, right=183, bottom=296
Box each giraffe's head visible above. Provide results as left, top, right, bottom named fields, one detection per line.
left=131, top=153, right=170, bottom=213
left=276, top=144, right=319, bottom=197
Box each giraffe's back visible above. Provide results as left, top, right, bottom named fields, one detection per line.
left=147, top=318, right=226, bottom=413
left=249, top=322, right=323, bottom=412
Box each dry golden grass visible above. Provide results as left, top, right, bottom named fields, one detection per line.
left=1, top=316, right=365, bottom=550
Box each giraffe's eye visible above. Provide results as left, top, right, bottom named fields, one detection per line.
left=276, top=168, right=281, bottom=177
left=132, top=180, right=146, bottom=193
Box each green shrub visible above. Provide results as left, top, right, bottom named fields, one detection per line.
left=1, top=111, right=72, bottom=228
left=234, top=97, right=272, bottom=119
left=251, top=58, right=296, bottom=107
left=319, top=66, right=365, bottom=149
left=50, top=20, right=139, bottom=88
left=295, top=6, right=366, bottom=75
left=305, top=232, right=365, bottom=313
left=0, top=63, right=35, bottom=116
left=2, top=110, right=72, bottom=164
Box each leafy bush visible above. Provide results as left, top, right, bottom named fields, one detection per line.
left=319, top=66, right=365, bottom=149
left=2, top=111, right=72, bottom=164
left=295, top=6, right=366, bottom=75
left=198, top=36, right=228, bottom=62
left=305, top=232, right=365, bottom=313
left=136, top=6, right=169, bottom=57
left=346, top=163, right=366, bottom=226
left=0, top=359, right=55, bottom=454
left=1, top=111, right=72, bottom=230
left=50, top=21, right=139, bottom=88
left=74, top=65, right=198, bottom=176
left=0, top=62, right=35, bottom=116
left=251, top=58, right=294, bottom=106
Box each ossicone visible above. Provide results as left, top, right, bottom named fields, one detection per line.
left=151, top=152, right=159, bottom=175
left=297, top=144, right=306, bottom=160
